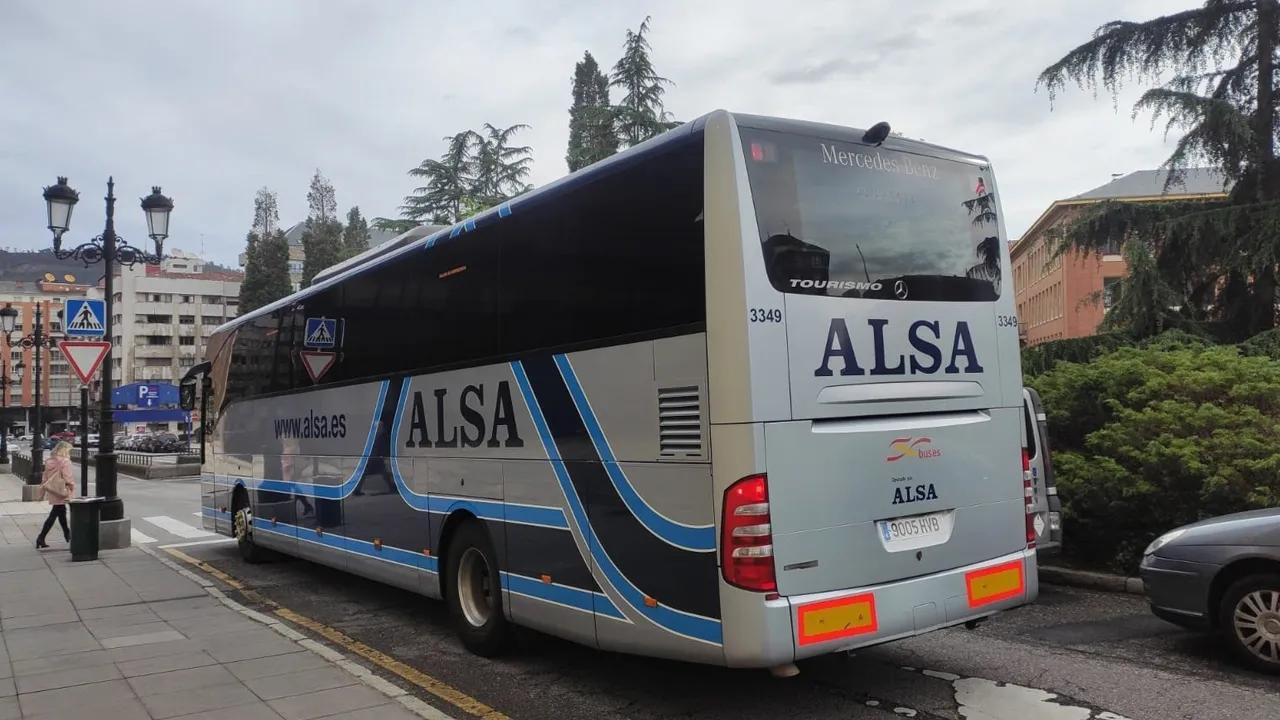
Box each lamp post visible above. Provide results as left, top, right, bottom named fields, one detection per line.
left=42, top=177, right=172, bottom=527
left=1, top=302, right=62, bottom=482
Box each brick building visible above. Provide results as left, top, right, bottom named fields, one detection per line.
left=0, top=275, right=100, bottom=437
left=1011, top=169, right=1230, bottom=346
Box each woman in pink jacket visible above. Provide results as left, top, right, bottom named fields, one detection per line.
left=37, top=441, right=75, bottom=548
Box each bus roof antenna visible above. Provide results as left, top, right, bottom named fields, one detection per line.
left=862, top=122, right=891, bottom=146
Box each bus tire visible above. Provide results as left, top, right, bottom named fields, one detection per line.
left=445, top=520, right=510, bottom=656
left=232, top=494, right=266, bottom=564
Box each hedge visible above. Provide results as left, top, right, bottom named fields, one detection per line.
left=1029, top=341, right=1280, bottom=571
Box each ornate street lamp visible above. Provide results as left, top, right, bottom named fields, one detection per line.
left=42, top=177, right=172, bottom=531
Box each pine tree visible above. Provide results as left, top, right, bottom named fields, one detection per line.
left=239, top=188, right=292, bottom=312
left=610, top=17, right=677, bottom=147
left=384, top=125, right=534, bottom=228
left=1039, top=1, right=1280, bottom=339
left=341, top=206, right=370, bottom=259
left=300, top=169, right=344, bottom=286
left=567, top=51, right=618, bottom=171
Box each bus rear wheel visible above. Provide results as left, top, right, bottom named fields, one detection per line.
left=445, top=521, right=510, bottom=656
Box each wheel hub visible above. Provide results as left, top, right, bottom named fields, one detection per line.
left=1234, top=589, right=1280, bottom=663
left=234, top=508, right=251, bottom=541
left=457, top=547, right=493, bottom=628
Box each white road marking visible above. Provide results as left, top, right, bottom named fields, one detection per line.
left=130, top=528, right=157, bottom=544
left=142, top=515, right=214, bottom=539
left=158, top=537, right=234, bottom=549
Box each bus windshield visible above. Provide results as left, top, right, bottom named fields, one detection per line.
left=740, top=127, right=1002, bottom=302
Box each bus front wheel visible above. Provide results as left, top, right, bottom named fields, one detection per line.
left=445, top=521, right=510, bottom=656
left=232, top=496, right=266, bottom=564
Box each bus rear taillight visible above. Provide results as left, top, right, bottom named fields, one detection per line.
left=722, top=474, right=776, bottom=592
left=1022, top=449, right=1036, bottom=549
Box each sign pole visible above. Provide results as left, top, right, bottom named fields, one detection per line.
left=79, top=385, right=89, bottom=497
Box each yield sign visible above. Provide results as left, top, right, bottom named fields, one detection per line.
left=57, top=340, right=111, bottom=385
left=299, top=350, right=336, bottom=383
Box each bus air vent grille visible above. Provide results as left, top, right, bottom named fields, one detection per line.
left=658, top=385, right=702, bottom=458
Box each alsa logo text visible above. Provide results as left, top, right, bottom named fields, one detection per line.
left=814, top=318, right=984, bottom=377
left=886, top=436, right=941, bottom=462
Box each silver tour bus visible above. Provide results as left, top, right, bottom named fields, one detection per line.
left=191, top=111, right=1035, bottom=676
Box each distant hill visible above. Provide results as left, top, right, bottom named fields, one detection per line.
left=0, top=249, right=101, bottom=284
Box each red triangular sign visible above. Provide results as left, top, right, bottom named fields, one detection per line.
left=57, top=340, right=111, bottom=385
left=300, top=351, right=336, bottom=383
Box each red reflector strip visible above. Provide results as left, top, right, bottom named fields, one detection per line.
left=796, top=593, right=878, bottom=646
left=965, top=560, right=1025, bottom=608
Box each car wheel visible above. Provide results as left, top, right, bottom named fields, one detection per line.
left=233, top=502, right=266, bottom=564
left=445, top=521, right=510, bottom=656
left=1219, top=573, right=1280, bottom=674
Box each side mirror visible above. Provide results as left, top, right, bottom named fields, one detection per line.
left=179, top=378, right=197, bottom=410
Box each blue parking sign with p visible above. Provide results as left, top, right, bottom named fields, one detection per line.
left=304, top=317, right=336, bottom=348
left=65, top=298, right=106, bottom=337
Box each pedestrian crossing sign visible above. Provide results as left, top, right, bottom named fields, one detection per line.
left=304, top=317, right=337, bottom=348
left=65, top=298, right=106, bottom=337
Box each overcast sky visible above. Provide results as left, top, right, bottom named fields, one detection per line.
left=1, top=0, right=1190, bottom=267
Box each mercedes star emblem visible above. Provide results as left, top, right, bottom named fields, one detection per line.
left=894, top=280, right=909, bottom=300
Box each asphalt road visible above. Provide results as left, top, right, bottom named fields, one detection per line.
left=107, top=476, right=1278, bottom=720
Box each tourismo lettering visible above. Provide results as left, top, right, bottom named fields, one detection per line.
left=790, top=279, right=882, bottom=291
left=813, top=318, right=984, bottom=377
left=404, top=380, right=524, bottom=449
left=819, top=144, right=939, bottom=179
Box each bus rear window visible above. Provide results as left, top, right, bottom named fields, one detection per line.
left=740, top=128, right=1001, bottom=302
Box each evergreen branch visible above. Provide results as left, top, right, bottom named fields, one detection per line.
left=1037, top=1, right=1254, bottom=103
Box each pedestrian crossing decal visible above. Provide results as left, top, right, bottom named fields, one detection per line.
left=304, top=317, right=337, bottom=348
left=65, top=298, right=106, bottom=337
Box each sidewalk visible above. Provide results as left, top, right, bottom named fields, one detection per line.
left=0, top=473, right=441, bottom=720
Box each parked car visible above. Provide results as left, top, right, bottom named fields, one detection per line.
left=1022, top=387, right=1062, bottom=553
left=1141, top=509, right=1280, bottom=673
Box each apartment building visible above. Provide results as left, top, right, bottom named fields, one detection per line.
left=0, top=275, right=98, bottom=436
left=1011, top=169, right=1230, bottom=347
left=108, top=252, right=241, bottom=430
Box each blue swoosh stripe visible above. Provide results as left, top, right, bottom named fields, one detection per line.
left=249, top=519, right=622, bottom=617
left=553, top=354, right=715, bottom=552
left=511, top=360, right=722, bottom=645
left=502, top=572, right=626, bottom=620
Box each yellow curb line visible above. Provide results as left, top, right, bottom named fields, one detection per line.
left=161, top=546, right=508, bottom=720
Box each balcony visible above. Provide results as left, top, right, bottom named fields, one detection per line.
left=133, top=345, right=175, bottom=359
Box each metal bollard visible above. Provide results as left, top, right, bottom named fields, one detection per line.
left=68, top=497, right=104, bottom=562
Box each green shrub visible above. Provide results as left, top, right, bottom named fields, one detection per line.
left=1239, top=328, right=1280, bottom=360
left=1030, top=345, right=1280, bottom=572
left=1020, top=333, right=1133, bottom=376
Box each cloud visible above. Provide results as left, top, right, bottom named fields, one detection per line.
left=0, top=0, right=1192, bottom=267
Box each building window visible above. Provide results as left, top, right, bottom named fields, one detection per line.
left=144, top=336, right=172, bottom=346
left=181, top=295, right=194, bottom=303
left=179, top=356, right=196, bottom=367
left=145, top=358, right=170, bottom=367
left=179, top=315, right=195, bottom=324
left=145, top=314, right=171, bottom=324
left=203, top=295, right=221, bottom=303
left=1103, top=277, right=1121, bottom=310
left=179, top=336, right=195, bottom=346
left=201, top=315, right=221, bottom=324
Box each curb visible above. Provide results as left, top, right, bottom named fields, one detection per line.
left=140, top=543, right=456, bottom=720
left=1039, top=564, right=1145, bottom=595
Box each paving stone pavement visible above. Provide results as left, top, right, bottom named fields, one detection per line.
left=0, top=473, right=445, bottom=720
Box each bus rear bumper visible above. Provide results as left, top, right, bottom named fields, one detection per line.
left=722, top=548, right=1037, bottom=667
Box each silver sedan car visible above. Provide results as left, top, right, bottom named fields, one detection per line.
left=1140, top=508, right=1280, bottom=673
